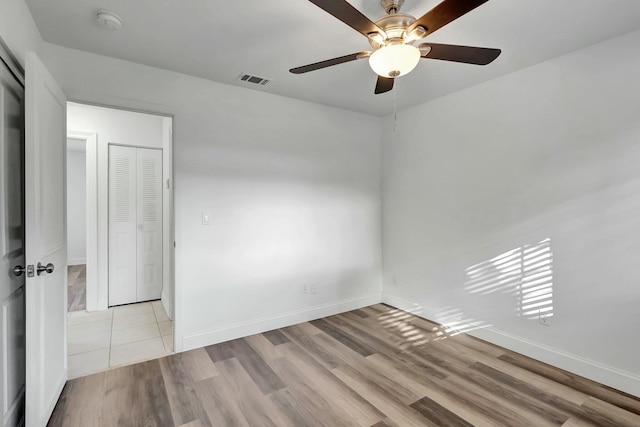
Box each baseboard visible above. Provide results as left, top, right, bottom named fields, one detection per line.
left=470, top=328, right=640, bottom=397
left=183, top=294, right=382, bottom=352
left=381, top=293, right=432, bottom=316
left=382, top=293, right=640, bottom=397
left=67, top=258, right=86, bottom=266
left=161, top=289, right=173, bottom=321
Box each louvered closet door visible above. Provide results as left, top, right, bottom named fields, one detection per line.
left=108, top=145, right=162, bottom=306
left=136, top=148, right=162, bottom=302
left=109, top=145, right=137, bottom=306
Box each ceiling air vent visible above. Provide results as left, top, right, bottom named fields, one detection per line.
left=237, top=73, right=271, bottom=86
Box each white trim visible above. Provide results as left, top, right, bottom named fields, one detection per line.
left=67, top=258, right=86, bottom=266
left=381, top=293, right=431, bottom=316
left=161, top=117, right=176, bottom=347
left=67, top=130, right=99, bottom=312
left=382, top=293, right=640, bottom=398
left=0, top=36, right=24, bottom=85
left=161, top=289, right=172, bottom=321
left=182, top=294, right=382, bottom=352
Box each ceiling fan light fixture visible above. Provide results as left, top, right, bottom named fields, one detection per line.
left=369, top=43, right=420, bottom=78
left=367, top=31, right=386, bottom=47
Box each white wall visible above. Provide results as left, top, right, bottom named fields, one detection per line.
left=0, top=0, right=42, bottom=67
left=382, top=29, right=640, bottom=396
left=42, top=43, right=383, bottom=351
left=67, top=103, right=168, bottom=311
left=66, top=141, right=86, bottom=264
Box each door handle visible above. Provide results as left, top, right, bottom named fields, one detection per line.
left=12, top=265, right=26, bottom=276
left=37, top=262, right=55, bottom=276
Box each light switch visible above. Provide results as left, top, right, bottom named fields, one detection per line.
left=202, top=212, right=211, bottom=225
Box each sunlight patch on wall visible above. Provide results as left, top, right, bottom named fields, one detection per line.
left=465, top=238, right=553, bottom=320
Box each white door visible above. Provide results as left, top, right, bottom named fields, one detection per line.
left=136, top=148, right=163, bottom=302
left=108, top=145, right=137, bottom=305
left=109, top=145, right=162, bottom=305
left=24, top=52, right=67, bottom=427
left=0, top=54, right=26, bottom=427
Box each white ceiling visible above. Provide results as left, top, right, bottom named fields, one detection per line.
left=25, top=0, right=640, bottom=116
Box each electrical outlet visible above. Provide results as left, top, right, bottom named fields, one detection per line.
left=302, top=284, right=309, bottom=294
left=538, top=310, right=551, bottom=327
left=310, top=283, right=318, bottom=294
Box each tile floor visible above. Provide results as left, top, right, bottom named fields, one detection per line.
left=67, top=300, right=173, bottom=379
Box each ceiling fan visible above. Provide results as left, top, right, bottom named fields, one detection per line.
left=290, top=0, right=501, bottom=94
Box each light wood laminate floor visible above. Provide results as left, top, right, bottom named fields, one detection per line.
left=48, top=304, right=640, bottom=426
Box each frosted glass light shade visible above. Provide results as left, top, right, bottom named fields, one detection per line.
left=369, top=44, right=421, bottom=78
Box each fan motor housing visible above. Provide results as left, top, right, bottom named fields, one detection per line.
left=369, top=13, right=417, bottom=49
left=381, top=0, right=405, bottom=14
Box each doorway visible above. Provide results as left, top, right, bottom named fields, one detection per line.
left=66, top=137, right=89, bottom=312
left=65, top=103, right=174, bottom=378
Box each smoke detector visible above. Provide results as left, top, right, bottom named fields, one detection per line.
left=96, top=10, right=123, bottom=31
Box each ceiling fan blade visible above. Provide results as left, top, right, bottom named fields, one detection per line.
left=307, top=0, right=385, bottom=38
left=374, top=76, right=394, bottom=94
left=408, top=0, right=489, bottom=37
left=420, top=43, right=501, bottom=65
left=289, top=51, right=370, bottom=74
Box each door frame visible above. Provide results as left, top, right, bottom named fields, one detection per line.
left=0, top=37, right=26, bottom=427
left=66, top=131, right=98, bottom=312
left=0, top=38, right=23, bottom=87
